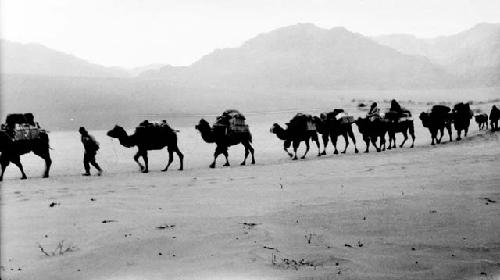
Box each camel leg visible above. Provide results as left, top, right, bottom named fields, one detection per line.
left=341, top=133, right=349, bottom=154
left=363, top=136, right=370, bottom=153
left=241, top=143, right=249, bottom=166
left=247, top=142, right=255, bottom=164
left=372, top=137, right=380, bottom=152
left=301, top=139, right=311, bottom=159
left=176, top=148, right=184, bottom=170
left=134, top=151, right=145, bottom=171
left=11, top=155, right=27, bottom=180
left=210, top=146, right=223, bottom=168
left=162, top=148, right=174, bottom=172
left=312, top=133, right=321, bottom=156
left=331, top=134, right=339, bottom=154
left=0, top=155, right=9, bottom=181
left=222, top=149, right=230, bottom=166
left=292, top=141, right=300, bottom=160
left=409, top=122, right=415, bottom=148
left=400, top=131, right=408, bottom=148
left=447, top=124, right=453, bottom=142
left=348, top=128, right=359, bottom=153
left=437, top=127, right=443, bottom=144
left=320, top=134, right=329, bottom=155
left=387, top=132, right=393, bottom=150
left=33, top=148, right=52, bottom=178
left=141, top=151, right=149, bottom=173
left=284, top=140, right=293, bottom=157
left=241, top=141, right=255, bottom=165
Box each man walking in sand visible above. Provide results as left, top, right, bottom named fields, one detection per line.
left=79, top=127, right=103, bottom=176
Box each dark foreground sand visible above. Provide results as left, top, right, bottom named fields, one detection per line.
left=1, top=130, right=500, bottom=280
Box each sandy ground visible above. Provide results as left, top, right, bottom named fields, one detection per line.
left=1, top=106, right=500, bottom=280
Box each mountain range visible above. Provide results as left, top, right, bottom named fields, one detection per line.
left=373, top=22, right=500, bottom=87
left=0, top=40, right=166, bottom=78
left=2, top=22, right=499, bottom=88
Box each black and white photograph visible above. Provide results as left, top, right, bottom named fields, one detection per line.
left=1, top=0, right=499, bottom=279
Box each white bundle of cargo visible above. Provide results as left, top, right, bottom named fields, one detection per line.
left=335, top=112, right=355, bottom=124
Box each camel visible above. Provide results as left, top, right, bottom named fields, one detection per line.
left=355, top=117, right=387, bottom=153
left=384, top=111, right=415, bottom=149
left=474, top=113, right=488, bottom=130
left=452, top=103, right=473, bottom=140
left=313, top=112, right=359, bottom=155
left=195, top=119, right=255, bottom=168
left=107, top=124, right=184, bottom=173
left=270, top=114, right=321, bottom=160
left=0, top=130, right=52, bottom=181
left=419, top=105, right=453, bottom=145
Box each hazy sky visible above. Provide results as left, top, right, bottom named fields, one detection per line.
left=2, top=0, right=499, bottom=68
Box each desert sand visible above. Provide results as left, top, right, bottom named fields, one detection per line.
left=1, top=104, right=500, bottom=280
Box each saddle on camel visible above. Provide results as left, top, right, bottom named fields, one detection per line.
left=1, top=113, right=44, bottom=141
left=213, top=109, right=249, bottom=136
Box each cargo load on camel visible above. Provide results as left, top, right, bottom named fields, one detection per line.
left=135, top=120, right=178, bottom=135
left=1, top=113, right=45, bottom=141
left=385, top=110, right=412, bottom=123
left=213, top=109, right=249, bottom=135
left=288, top=113, right=316, bottom=131
left=323, top=109, right=355, bottom=124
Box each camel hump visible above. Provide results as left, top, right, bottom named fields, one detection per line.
left=289, top=113, right=316, bottom=131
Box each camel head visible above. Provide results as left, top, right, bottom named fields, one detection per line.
left=107, top=125, right=127, bottom=139
left=419, top=112, right=431, bottom=128
left=269, top=123, right=282, bottom=134
left=195, top=119, right=210, bottom=132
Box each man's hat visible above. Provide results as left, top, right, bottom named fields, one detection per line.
left=79, top=127, right=87, bottom=133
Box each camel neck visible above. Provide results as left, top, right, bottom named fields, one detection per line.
left=275, top=126, right=288, bottom=140
left=118, top=133, right=135, bottom=148
left=199, top=126, right=216, bottom=143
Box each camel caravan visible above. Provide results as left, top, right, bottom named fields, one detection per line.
left=1, top=101, right=499, bottom=181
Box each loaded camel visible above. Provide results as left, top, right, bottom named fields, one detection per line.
left=355, top=117, right=387, bottom=153
left=107, top=123, right=184, bottom=173
left=195, top=119, right=255, bottom=168
left=270, top=114, right=321, bottom=160
left=474, top=113, right=488, bottom=130
left=313, top=110, right=359, bottom=155
left=384, top=111, right=415, bottom=149
left=0, top=129, right=52, bottom=181
left=419, top=105, right=453, bottom=145
left=452, top=102, right=473, bottom=140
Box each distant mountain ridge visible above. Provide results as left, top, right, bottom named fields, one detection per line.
left=1, top=40, right=132, bottom=78
left=373, top=23, right=500, bottom=86
left=142, top=23, right=452, bottom=89
left=2, top=22, right=500, bottom=88
left=0, top=40, right=167, bottom=78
